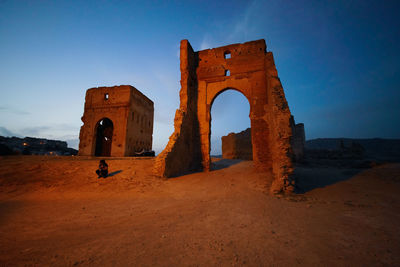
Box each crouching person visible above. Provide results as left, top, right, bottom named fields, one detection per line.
left=96, top=159, right=108, bottom=178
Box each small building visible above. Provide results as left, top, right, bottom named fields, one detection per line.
left=78, top=85, right=154, bottom=157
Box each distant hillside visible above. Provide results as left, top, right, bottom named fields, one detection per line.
left=306, top=138, right=400, bottom=160
left=0, top=136, right=78, bottom=156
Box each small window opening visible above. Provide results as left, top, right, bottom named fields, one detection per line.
left=225, top=70, right=230, bottom=76
left=224, top=52, right=231, bottom=59
left=104, top=93, right=109, bottom=100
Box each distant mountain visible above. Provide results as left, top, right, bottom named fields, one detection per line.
left=306, top=138, right=400, bottom=161
left=0, top=136, right=78, bottom=156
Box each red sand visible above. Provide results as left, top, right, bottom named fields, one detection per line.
left=0, top=156, right=399, bottom=266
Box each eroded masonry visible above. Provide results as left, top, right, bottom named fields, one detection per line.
left=78, top=85, right=154, bottom=157
left=222, top=128, right=253, bottom=161
left=155, top=39, right=296, bottom=193
left=221, top=116, right=305, bottom=162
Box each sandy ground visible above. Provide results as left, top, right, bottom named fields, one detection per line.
left=0, top=156, right=399, bottom=266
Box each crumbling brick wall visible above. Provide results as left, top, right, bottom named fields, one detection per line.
left=222, top=128, right=252, bottom=160
left=154, top=41, right=203, bottom=177
left=222, top=120, right=305, bottom=163
left=155, top=39, right=295, bottom=194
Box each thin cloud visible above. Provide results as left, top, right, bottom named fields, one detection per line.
left=18, top=123, right=79, bottom=138
left=20, top=126, right=52, bottom=137
left=228, top=0, right=259, bottom=41
left=198, top=0, right=260, bottom=51
left=200, top=35, right=213, bottom=50
left=0, top=105, right=30, bottom=115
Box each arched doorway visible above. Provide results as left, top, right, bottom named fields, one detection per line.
left=210, top=89, right=251, bottom=163
left=95, top=118, right=113, bottom=156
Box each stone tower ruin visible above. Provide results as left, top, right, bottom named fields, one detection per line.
left=155, top=39, right=295, bottom=194
left=78, top=85, right=154, bottom=157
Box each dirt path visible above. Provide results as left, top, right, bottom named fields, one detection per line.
left=0, top=156, right=399, bottom=266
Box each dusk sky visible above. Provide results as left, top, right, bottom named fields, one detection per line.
left=1, top=0, right=399, bottom=155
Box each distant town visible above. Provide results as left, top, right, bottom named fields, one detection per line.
left=0, top=136, right=78, bottom=156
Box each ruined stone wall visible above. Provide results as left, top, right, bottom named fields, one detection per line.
left=221, top=119, right=304, bottom=164
left=264, top=53, right=295, bottom=193
left=154, top=40, right=203, bottom=177
left=78, top=85, right=153, bottom=157
left=221, top=128, right=252, bottom=160
left=125, top=89, right=154, bottom=154
left=156, top=39, right=295, bottom=194
left=290, top=116, right=305, bottom=161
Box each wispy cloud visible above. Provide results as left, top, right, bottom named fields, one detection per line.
left=228, top=0, right=259, bottom=41
left=8, top=124, right=80, bottom=140
left=0, top=105, right=30, bottom=115
left=200, top=35, right=213, bottom=50
left=21, top=126, right=52, bottom=136
left=198, top=0, right=261, bottom=51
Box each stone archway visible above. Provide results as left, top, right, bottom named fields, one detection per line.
left=94, top=118, right=113, bottom=156
left=155, top=39, right=295, bottom=194
left=208, top=87, right=251, bottom=161
left=209, top=88, right=251, bottom=160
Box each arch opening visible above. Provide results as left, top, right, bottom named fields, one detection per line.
left=210, top=89, right=252, bottom=167
left=95, top=118, right=113, bottom=156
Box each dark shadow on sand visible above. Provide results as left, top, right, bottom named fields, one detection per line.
left=211, top=159, right=243, bottom=171
left=294, top=166, right=364, bottom=194
left=166, top=159, right=243, bottom=180
left=106, top=170, right=123, bottom=178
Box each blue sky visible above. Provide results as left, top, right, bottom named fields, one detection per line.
left=0, top=0, right=399, bottom=155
